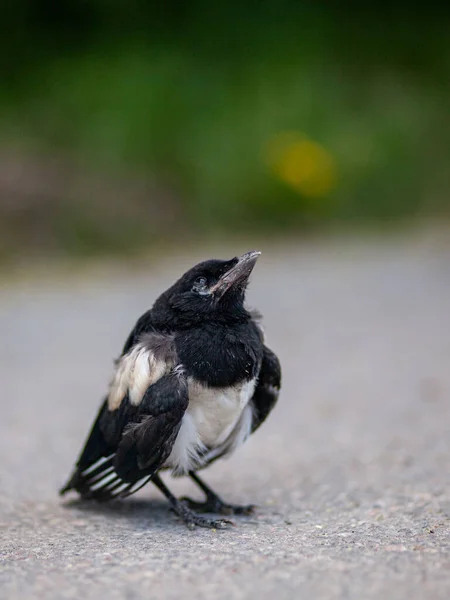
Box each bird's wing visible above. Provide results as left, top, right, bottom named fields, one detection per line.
left=250, top=345, right=281, bottom=433
left=60, top=333, right=187, bottom=500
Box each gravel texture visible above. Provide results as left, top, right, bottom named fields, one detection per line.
left=1, top=230, right=450, bottom=599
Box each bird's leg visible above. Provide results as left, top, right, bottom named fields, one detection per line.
left=180, top=471, right=256, bottom=516
left=151, top=473, right=234, bottom=530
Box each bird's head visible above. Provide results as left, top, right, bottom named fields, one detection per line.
left=152, top=251, right=261, bottom=328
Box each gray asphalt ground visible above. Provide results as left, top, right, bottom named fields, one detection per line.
left=1, top=229, right=450, bottom=599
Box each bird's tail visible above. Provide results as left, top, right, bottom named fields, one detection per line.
left=59, top=454, right=115, bottom=498
left=59, top=455, right=151, bottom=501
left=59, top=470, right=83, bottom=496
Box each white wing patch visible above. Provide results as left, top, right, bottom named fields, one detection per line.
left=108, top=344, right=173, bottom=410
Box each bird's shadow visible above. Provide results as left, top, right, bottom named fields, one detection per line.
left=62, top=496, right=180, bottom=529
left=61, top=495, right=263, bottom=530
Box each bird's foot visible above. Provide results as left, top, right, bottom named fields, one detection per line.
left=180, top=496, right=256, bottom=516
left=170, top=499, right=235, bottom=530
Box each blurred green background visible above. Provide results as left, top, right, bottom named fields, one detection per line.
left=1, top=1, right=449, bottom=263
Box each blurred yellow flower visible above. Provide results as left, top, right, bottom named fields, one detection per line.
left=265, top=131, right=337, bottom=198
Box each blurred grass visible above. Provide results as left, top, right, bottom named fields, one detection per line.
left=0, top=3, right=449, bottom=260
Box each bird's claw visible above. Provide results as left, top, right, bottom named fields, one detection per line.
left=170, top=500, right=235, bottom=529
left=181, top=514, right=235, bottom=530
left=180, top=496, right=256, bottom=516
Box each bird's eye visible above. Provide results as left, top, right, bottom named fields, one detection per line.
left=193, top=276, right=209, bottom=295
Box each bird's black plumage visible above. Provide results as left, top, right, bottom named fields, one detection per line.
left=60, top=251, right=281, bottom=528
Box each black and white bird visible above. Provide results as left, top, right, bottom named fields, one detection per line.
left=60, top=251, right=281, bottom=529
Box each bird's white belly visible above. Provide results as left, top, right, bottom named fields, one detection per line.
left=187, top=377, right=255, bottom=447
left=166, top=377, right=256, bottom=474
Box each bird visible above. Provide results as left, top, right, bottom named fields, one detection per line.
left=60, top=250, right=281, bottom=529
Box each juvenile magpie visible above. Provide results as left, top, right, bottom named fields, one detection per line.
left=60, top=251, right=281, bottom=529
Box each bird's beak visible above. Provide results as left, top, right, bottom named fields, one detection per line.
left=210, top=250, right=261, bottom=297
